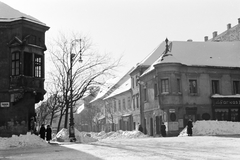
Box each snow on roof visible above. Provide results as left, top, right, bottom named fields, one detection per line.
left=104, top=78, right=131, bottom=99
left=89, top=77, right=120, bottom=103
left=0, top=1, right=46, bottom=26
left=131, top=41, right=166, bottom=73
left=159, top=41, right=240, bottom=67
left=142, top=41, right=240, bottom=77
left=211, top=94, right=240, bottom=98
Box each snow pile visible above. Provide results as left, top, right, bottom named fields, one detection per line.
left=179, top=120, right=240, bottom=136
left=91, top=130, right=149, bottom=140
left=54, top=128, right=98, bottom=143
left=0, top=132, right=49, bottom=149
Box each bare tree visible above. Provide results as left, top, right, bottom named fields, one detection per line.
left=48, top=33, right=121, bottom=129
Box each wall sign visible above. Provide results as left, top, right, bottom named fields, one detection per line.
left=1, top=102, right=10, bottom=107
left=213, top=98, right=240, bottom=106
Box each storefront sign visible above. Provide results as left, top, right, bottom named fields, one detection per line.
left=169, top=109, right=175, bottom=113
left=213, top=99, right=240, bottom=106
left=1, top=102, right=10, bottom=107
left=168, top=122, right=179, bottom=131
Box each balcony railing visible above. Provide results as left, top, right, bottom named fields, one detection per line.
left=10, top=75, right=44, bottom=90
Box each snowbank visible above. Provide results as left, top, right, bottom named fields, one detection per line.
left=54, top=128, right=98, bottom=143
left=179, top=120, right=240, bottom=136
left=0, top=132, right=49, bottom=150
left=90, top=130, right=149, bottom=140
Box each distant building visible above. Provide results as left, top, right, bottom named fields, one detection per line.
left=0, top=2, right=49, bottom=137
left=204, top=18, right=240, bottom=42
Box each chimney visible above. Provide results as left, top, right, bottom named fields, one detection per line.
left=213, top=31, right=218, bottom=38
left=227, top=23, right=231, bottom=30
left=204, top=36, right=208, bottom=41
left=238, top=18, right=240, bottom=24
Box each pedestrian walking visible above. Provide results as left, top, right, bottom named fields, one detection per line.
left=138, top=124, right=143, bottom=133
left=161, top=122, right=166, bottom=137
left=187, top=119, right=193, bottom=136
left=46, top=125, right=52, bottom=143
left=39, top=124, right=46, bottom=140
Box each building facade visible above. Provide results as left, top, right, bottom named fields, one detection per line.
left=140, top=40, right=240, bottom=136
left=0, top=2, right=49, bottom=137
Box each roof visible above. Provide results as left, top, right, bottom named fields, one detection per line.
left=0, top=1, right=46, bottom=26
left=104, top=78, right=131, bottom=99
left=142, top=41, right=240, bottom=77
left=130, top=41, right=166, bottom=73
left=89, top=77, right=120, bottom=103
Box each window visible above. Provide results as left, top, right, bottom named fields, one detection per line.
left=128, top=97, right=131, bottom=109
left=123, top=98, right=126, bottom=110
left=212, top=80, right=220, bottom=94
left=233, top=81, right=240, bottom=94
left=136, top=95, right=139, bottom=108
left=12, top=52, right=20, bottom=76
left=177, top=79, right=181, bottom=93
left=189, top=80, right=197, bottom=94
left=144, top=87, right=147, bottom=101
left=24, top=52, right=33, bottom=76
left=132, top=96, right=135, bottom=110
left=114, top=100, right=117, bottom=112
left=132, top=77, right=135, bottom=89
left=118, top=100, right=121, bottom=111
left=161, top=79, right=169, bottom=93
left=135, top=76, right=138, bottom=87
left=154, top=83, right=158, bottom=98
left=34, top=55, right=42, bottom=77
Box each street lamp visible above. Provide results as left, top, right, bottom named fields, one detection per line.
left=69, top=39, right=83, bottom=142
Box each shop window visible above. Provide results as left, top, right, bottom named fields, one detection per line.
left=233, top=81, right=240, bottom=94
left=170, top=113, right=176, bottom=121
left=212, top=80, right=220, bottom=94
left=34, top=55, right=42, bottom=78
left=202, top=113, right=210, bottom=120
left=189, top=79, right=197, bottom=94
left=161, top=79, right=169, bottom=93
left=12, top=52, right=20, bottom=76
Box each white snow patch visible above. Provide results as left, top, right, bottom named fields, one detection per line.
left=179, top=120, right=240, bottom=136
left=0, top=132, right=49, bottom=150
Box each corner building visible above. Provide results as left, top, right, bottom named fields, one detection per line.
left=0, top=2, right=49, bottom=137
left=140, top=40, right=240, bottom=136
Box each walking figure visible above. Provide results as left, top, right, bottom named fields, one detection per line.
left=161, top=122, right=166, bottom=137
left=39, top=124, right=46, bottom=140
left=187, top=119, right=193, bottom=136
left=46, top=125, right=52, bottom=143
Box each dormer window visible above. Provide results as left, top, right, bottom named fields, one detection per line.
left=11, top=52, right=20, bottom=76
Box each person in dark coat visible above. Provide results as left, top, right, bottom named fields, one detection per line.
left=187, top=119, right=193, bottom=136
left=46, top=125, right=52, bottom=143
left=39, top=124, right=46, bottom=140
left=161, top=122, right=166, bottom=137
left=138, top=124, right=143, bottom=133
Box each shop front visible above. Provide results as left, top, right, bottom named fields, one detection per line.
left=212, top=95, right=240, bottom=122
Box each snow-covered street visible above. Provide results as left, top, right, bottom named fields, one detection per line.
left=1, top=136, right=240, bottom=160
left=1, top=121, right=240, bottom=160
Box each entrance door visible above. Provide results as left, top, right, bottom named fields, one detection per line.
left=156, top=116, right=160, bottom=135
left=150, top=118, right=153, bottom=136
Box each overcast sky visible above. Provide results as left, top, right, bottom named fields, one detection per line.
left=2, top=0, right=240, bottom=77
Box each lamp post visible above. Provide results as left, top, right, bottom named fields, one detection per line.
left=69, top=39, right=82, bottom=142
